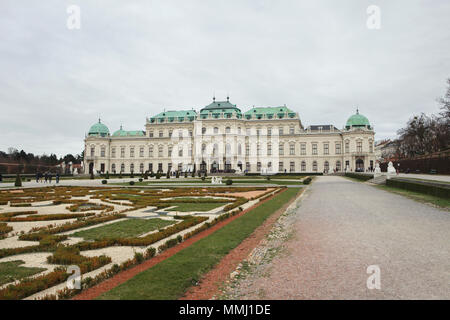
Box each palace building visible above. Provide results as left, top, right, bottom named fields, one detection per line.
left=84, top=98, right=376, bottom=175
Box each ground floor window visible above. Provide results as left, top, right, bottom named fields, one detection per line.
left=178, top=163, right=182, bottom=172
left=168, top=163, right=172, bottom=172
left=301, top=161, right=306, bottom=171
left=130, top=163, right=134, bottom=173
left=111, top=163, right=116, bottom=173
left=290, top=161, right=295, bottom=172
left=257, top=162, right=261, bottom=172
left=149, top=163, right=153, bottom=172
left=246, top=162, right=250, bottom=172
left=324, top=161, right=329, bottom=173
left=158, top=163, right=163, bottom=172
left=336, top=161, right=341, bottom=172
left=312, top=161, right=317, bottom=172
left=121, top=163, right=125, bottom=172
left=279, top=162, right=284, bottom=172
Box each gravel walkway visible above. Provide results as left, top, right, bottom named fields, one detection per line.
left=220, top=176, right=450, bottom=300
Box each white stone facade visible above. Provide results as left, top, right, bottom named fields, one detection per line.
left=84, top=100, right=375, bottom=175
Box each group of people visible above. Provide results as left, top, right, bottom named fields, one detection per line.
left=35, top=172, right=60, bottom=184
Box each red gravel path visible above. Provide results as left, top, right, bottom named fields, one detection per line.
left=72, top=188, right=287, bottom=300
left=180, top=189, right=301, bottom=300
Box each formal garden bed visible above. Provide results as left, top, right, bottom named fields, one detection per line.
left=0, top=185, right=279, bottom=299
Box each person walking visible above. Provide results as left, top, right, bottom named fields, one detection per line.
left=36, top=172, right=39, bottom=183
left=44, top=172, right=48, bottom=183
left=56, top=173, right=60, bottom=184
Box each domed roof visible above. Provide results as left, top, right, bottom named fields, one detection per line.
left=88, top=119, right=110, bottom=137
left=346, top=109, right=370, bottom=128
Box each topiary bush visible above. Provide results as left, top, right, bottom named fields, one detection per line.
left=139, top=178, right=143, bottom=182
left=156, top=172, right=161, bottom=179
left=303, top=177, right=312, bottom=185
left=129, top=181, right=135, bottom=185
left=102, top=180, right=107, bottom=184
left=226, top=179, right=233, bottom=185
left=14, top=173, right=22, bottom=187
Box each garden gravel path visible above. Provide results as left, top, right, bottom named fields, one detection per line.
left=221, top=176, right=450, bottom=300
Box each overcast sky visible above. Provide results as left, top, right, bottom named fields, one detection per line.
left=0, top=0, right=449, bottom=157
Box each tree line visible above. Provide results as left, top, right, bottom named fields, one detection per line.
left=0, top=148, right=83, bottom=174
left=394, top=78, right=450, bottom=159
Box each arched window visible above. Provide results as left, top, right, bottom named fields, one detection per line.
left=214, top=127, right=219, bottom=134
left=225, top=127, right=231, bottom=133
left=213, top=143, right=218, bottom=156
left=226, top=143, right=231, bottom=154
left=301, top=161, right=306, bottom=171
left=267, top=143, right=272, bottom=155
left=120, top=163, right=125, bottom=172
left=202, top=144, right=206, bottom=154
left=158, top=145, right=163, bottom=157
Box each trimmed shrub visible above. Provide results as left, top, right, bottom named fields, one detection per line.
left=176, top=171, right=180, bottom=178
left=105, top=171, right=109, bottom=179
left=387, top=178, right=450, bottom=199
left=129, top=181, right=135, bottom=185
left=139, top=178, right=143, bottom=182
left=303, top=177, right=312, bottom=185
left=345, top=172, right=374, bottom=181
left=225, top=179, right=233, bottom=185
left=102, top=180, right=108, bottom=185
left=155, top=172, right=161, bottom=179
left=14, top=174, right=22, bottom=187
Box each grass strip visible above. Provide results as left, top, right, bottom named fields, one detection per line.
left=98, top=187, right=300, bottom=300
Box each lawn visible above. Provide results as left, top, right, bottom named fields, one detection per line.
left=113, top=179, right=304, bottom=186
left=98, top=187, right=301, bottom=300
left=0, top=260, right=46, bottom=286
left=72, top=218, right=176, bottom=240
left=166, top=202, right=226, bottom=212
left=376, top=185, right=450, bottom=209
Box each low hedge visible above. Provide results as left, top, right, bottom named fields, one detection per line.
left=303, top=177, right=312, bottom=185
left=345, top=172, right=374, bottom=181
left=387, top=179, right=450, bottom=199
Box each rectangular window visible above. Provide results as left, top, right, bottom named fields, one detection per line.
left=90, top=147, right=95, bottom=157
left=357, top=141, right=362, bottom=153
left=345, top=141, right=349, bottom=153
left=257, top=162, right=261, bottom=172
left=189, top=130, right=193, bottom=137
left=267, top=128, right=272, bottom=136
left=100, top=147, right=105, bottom=157
left=335, top=143, right=341, bottom=155
left=149, top=131, right=153, bottom=138
left=301, top=161, right=306, bottom=171
left=279, top=127, right=284, bottom=136
left=149, top=163, right=153, bottom=172
left=312, top=143, right=318, bottom=155
left=149, top=146, right=153, bottom=158
left=246, top=162, right=251, bottom=171
left=267, top=144, right=272, bottom=156
left=290, top=161, right=295, bottom=172
left=300, top=143, right=306, bottom=155
left=289, top=126, right=294, bottom=135
left=178, top=147, right=183, bottom=157
left=290, top=143, right=295, bottom=155
left=246, top=144, right=250, bottom=156
left=369, top=142, right=373, bottom=153
left=130, top=147, right=135, bottom=158
left=158, top=146, right=163, bottom=157
left=324, top=143, right=329, bottom=155
left=139, top=147, right=144, bottom=157
left=188, top=147, right=192, bottom=156
left=158, top=163, right=163, bottom=172
left=111, top=147, right=116, bottom=158
left=279, top=162, right=284, bottom=172
left=169, top=130, right=173, bottom=138
left=120, top=147, right=125, bottom=158
left=168, top=146, right=172, bottom=157
left=159, top=130, right=163, bottom=138
left=279, top=143, right=284, bottom=156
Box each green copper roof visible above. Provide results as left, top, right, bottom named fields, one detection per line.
left=200, top=100, right=241, bottom=113
left=88, top=119, right=110, bottom=137
left=346, top=109, right=370, bottom=128
left=112, top=126, right=145, bottom=137
left=244, top=106, right=296, bottom=119
left=150, top=110, right=197, bottom=123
